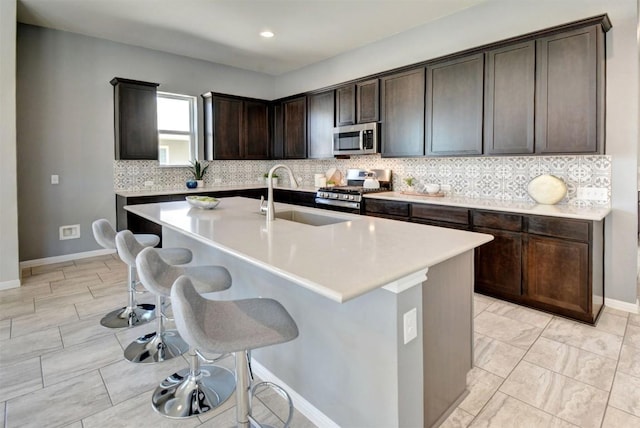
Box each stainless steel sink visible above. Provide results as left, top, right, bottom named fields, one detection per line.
left=274, top=210, right=349, bottom=226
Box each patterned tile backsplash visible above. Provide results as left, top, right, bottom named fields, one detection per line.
left=114, top=154, right=611, bottom=206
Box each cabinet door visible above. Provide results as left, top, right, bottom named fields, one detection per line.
left=243, top=100, right=270, bottom=159
left=271, top=102, right=284, bottom=159
left=535, top=25, right=603, bottom=154
left=212, top=96, right=243, bottom=159
left=111, top=78, right=159, bottom=160
left=357, top=79, right=379, bottom=123
left=484, top=42, right=535, bottom=154
left=426, top=54, right=484, bottom=156
left=283, top=96, right=307, bottom=159
left=335, top=85, right=355, bottom=126
left=474, top=227, right=523, bottom=297
left=380, top=68, right=425, bottom=157
left=525, top=235, right=590, bottom=316
left=308, top=91, right=335, bottom=159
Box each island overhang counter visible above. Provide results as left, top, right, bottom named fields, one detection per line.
left=125, top=197, right=493, bottom=428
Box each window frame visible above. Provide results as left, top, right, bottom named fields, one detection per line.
left=157, top=91, right=198, bottom=167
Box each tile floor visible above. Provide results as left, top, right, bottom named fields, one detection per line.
left=1, top=254, right=639, bottom=427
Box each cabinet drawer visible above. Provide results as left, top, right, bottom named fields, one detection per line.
left=527, top=216, right=590, bottom=241
left=365, top=199, right=410, bottom=217
left=473, top=210, right=523, bottom=231
left=411, top=204, right=469, bottom=225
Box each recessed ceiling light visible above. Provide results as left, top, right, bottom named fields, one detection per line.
left=260, top=30, right=275, bottom=38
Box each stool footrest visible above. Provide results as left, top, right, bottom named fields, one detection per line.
left=250, top=381, right=294, bottom=428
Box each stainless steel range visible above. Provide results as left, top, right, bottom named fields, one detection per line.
left=315, top=169, right=392, bottom=214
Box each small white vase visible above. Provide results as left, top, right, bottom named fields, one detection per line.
left=196, top=180, right=204, bottom=188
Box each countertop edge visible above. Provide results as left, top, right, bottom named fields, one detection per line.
left=364, top=192, right=611, bottom=221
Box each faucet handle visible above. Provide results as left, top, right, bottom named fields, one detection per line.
left=259, top=195, right=267, bottom=215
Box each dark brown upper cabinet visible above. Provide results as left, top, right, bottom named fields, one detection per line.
left=111, top=77, right=159, bottom=160
left=380, top=68, right=425, bottom=157
left=308, top=90, right=335, bottom=159
left=426, top=53, right=484, bottom=156
left=357, top=79, right=380, bottom=123
left=202, top=93, right=270, bottom=160
left=335, top=85, right=356, bottom=126
left=336, top=80, right=380, bottom=126
left=243, top=100, right=270, bottom=159
left=484, top=42, right=535, bottom=155
left=535, top=24, right=605, bottom=154
left=283, top=96, right=307, bottom=159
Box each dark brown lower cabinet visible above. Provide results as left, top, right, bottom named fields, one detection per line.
left=474, top=228, right=523, bottom=297
left=362, top=198, right=604, bottom=324
left=526, top=235, right=590, bottom=316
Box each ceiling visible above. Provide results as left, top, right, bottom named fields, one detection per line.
left=16, top=0, right=486, bottom=75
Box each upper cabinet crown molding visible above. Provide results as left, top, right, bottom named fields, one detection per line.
left=111, top=77, right=160, bottom=160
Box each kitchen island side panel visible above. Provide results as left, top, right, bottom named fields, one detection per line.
left=163, top=227, right=426, bottom=428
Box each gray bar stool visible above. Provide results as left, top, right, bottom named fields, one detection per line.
left=92, top=219, right=161, bottom=328
left=111, top=230, right=193, bottom=329
left=153, top=275, right=299, bottom=425
left=125, top=247, right=232, bottom=363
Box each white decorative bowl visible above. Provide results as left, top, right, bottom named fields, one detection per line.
left=423, top=183, right=441, bottom=194
left=186, top=196, right=220, bottom=209
left=527, top=174, right=567, bottom=205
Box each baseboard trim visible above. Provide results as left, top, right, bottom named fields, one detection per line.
left=20, top=249, right=117, bottom=269
left=0, top=279, right=21, bottom=291
left=251, top=359, right=339, bottom=428
left=605, top=297, right=639, bottom=314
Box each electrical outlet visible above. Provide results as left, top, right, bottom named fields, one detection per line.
left=577, top=187, right=608, bottom=201
left=144, top=180, right=154, bottom=187
left=51, top=175, right=59, bottom=184
left=59, top=224, right=80, bottom=240
left=214, top=178, right=222, bottom=184
left=440, top=184, right=452, bottom=193
left=403, top=308, right=417, bottom=344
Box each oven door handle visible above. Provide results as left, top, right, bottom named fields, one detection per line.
left=315, top=198, right=360, bottom=210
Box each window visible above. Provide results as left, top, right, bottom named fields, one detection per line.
left=157, top=92, right=197, bottom=166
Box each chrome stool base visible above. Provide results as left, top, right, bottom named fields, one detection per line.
left=100, top=303, right=155, bottom=328
left=124, top=330, right=189, bottom=363
left=152, top=365, right=236, bottom=418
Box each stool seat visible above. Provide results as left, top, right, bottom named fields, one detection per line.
left=172, top=277, right=298, bottom=354
left=136, top=247, right=232, bottom=297
left=116, top=231, right=192, bottom=267
left=92, top=219, right=160, bottom=250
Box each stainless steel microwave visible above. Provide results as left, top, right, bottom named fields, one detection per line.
left=332, top=122, right=379, bottom=156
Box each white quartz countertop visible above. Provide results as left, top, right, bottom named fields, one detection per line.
left=364, top=192, right=611, bottom=221
left=125, top=197, right=493, bottom=303
left=116, top=185, right=317, bottom=198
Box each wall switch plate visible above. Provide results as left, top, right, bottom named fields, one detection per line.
left=59, top=224, right=80, bottom=240
left=403, top=308, right=418, bottom=344
left=51, top=175, right=59, bottom=184
left=576, top=187, right=608, bottom=201
left=440, top=184, right=452, bottom=192
left=144, top=180, right=154, bottom=187
left=214, top=178, right=222, bottom=184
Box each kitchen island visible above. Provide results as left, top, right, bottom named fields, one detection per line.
left=125, top=197, right=492, bottom=427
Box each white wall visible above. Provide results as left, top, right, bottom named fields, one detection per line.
left=16, top=25, right=275, bottom=261
left=274, top=0, right=639, bottom=306
left=0, top=0, right=20, bottom=289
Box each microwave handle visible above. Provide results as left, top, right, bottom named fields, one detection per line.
left=359, top=130, right=365, bottom=151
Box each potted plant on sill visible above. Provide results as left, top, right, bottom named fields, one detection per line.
left=188, top=160, right=209, bottom=188
left=263, top=172, right=279, bottom=187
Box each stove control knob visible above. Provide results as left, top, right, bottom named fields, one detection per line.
left=348, top=195, right=355, bottom=200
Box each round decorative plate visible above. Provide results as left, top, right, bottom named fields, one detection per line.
left=527, top=175, right=567, bottom=205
